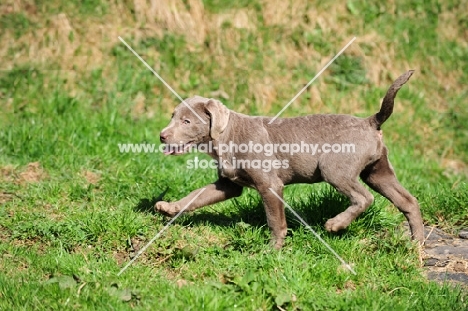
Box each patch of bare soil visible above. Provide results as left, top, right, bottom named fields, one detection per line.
left=1, top=162, right=48, bottom=186
left=422, top=226, right=468, bottom=286
left=113, top=236, right=148, bottom=266
left=113, top=250, right=128, bottom=266
left=0, top=226, right=10, bottom=243
left=12, top=238, right=47, bottom=254
left=0, top=165, right=17, bottom=183
left=19, top=162, right=48, bottom=183
left=82, top=170, right=101, bottom=185
left=0, top=192, right=15, bottom=204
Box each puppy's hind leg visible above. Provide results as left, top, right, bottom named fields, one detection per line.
left=319, top=160, right=374, bottom=232
left=322, top=175, right=375, bottom=233
left=360, top=152, right=424, bottom=243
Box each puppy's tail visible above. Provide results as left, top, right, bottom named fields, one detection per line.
left=371, top=70, right=414, bottom=129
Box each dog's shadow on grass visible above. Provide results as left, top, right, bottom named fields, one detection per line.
left=133, top=188, right=168, bottom=215
left=133, top=186, right=351, bottom=232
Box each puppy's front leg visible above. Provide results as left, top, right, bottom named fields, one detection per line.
left=258, top=185, right=288, bottom=249
left=155, top=178, right=243, bottom=217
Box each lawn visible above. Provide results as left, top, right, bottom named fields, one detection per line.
left=0, top=0, right=467, bottom=310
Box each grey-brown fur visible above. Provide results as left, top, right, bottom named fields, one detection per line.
left=156, top=70, right=424, bottom=248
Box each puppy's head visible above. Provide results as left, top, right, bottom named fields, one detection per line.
left=160, top=96, right=230, bottom=155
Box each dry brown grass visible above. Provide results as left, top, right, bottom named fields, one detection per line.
left=1, top=0, right=465, bottom=166
left=146, top=0, right=206, bottom=44
left=1, top=0, right=460, bottom=100
left=438, top=11, right=468, bottom=47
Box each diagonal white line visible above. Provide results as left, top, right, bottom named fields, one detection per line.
left=118, top=36, right=206, bottom=124
left=268, top=188, right=357, bottom=275
left=269, top=37, right=356, bottom=124
left=117, top=188, right=206, bottom=276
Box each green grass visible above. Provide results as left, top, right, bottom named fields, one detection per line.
left=1, top=0, right=467, bottom=309
left=0, top=12, right=35, bottom=39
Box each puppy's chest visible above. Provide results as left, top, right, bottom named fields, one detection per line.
left=218, top=161, right=255, bottom=187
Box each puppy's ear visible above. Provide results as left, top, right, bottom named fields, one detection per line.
left=205, top=99, right=230, bottom=140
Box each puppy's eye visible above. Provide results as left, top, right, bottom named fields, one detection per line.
left=182, top=119, right=190, bottom=125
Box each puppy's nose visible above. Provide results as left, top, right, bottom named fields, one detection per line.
left=160, top=131, right=168, bottom=143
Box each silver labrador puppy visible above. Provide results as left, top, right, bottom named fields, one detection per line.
left=156, top=70, right=424, bottom=249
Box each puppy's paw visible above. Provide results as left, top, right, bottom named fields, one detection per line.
left=270, top=238, right=285, bottom=250
left=325, top=215, right=349, bottom=233
left=154, top=201, right=180, bottom=217
left=270, top=229, right=287, bottom=249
